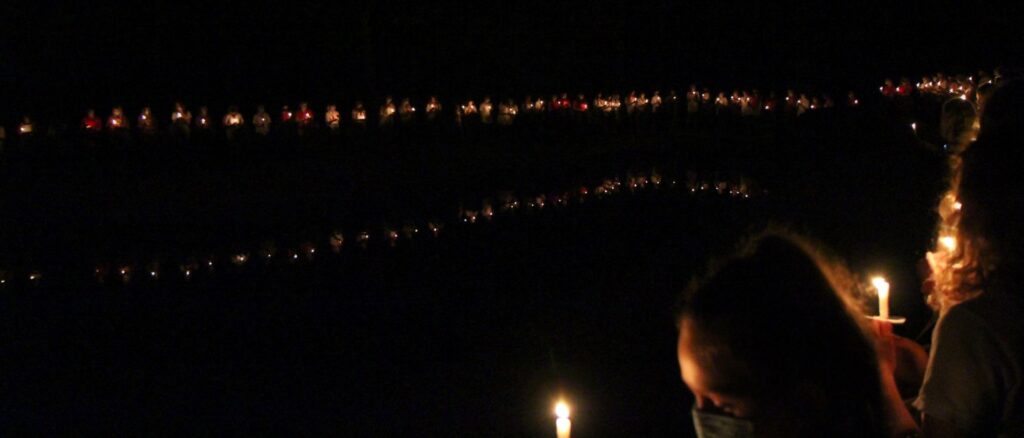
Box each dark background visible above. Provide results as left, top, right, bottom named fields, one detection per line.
left=1, top=104, right=947, bottom=435
left=0, top=1, right=1011, bottom=435
left=1, top=1, right=1021, bottom=122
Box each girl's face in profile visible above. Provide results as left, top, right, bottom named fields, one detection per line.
left=677, top=319, right=757, bottom=419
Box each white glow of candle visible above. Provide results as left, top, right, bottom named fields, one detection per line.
left=911, top=122, right=917, bottom=132
left=953, top=201, right=962, bottom=211
left=940, top=236, right=957, bottom=251
left=555, top=401, right=571, bottom=438
left=872, top=277, right=890, bottom=320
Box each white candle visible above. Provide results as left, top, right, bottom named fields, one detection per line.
left=872, top=277, right=890, bottom=320
left=555, top=401, right=571, bottom=438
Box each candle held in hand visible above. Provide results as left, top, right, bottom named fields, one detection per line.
left=872, top=277, right=890, bottom=320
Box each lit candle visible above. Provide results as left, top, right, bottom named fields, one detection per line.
left=872, top=277, right=890, bottom=320
left=940, top=236, right=957, bottom=251
left=555, top=401, right=571, bottom=438
left=911, top=122, right=917, bottom=133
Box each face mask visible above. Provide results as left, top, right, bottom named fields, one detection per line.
left=691, top=406, right=754, bottom=438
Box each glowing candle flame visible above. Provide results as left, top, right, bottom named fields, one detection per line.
left=555, top=401, right=571, bottom=438
left=555, top=401, right=569, bottom=419
left=940, top=236, right=957, bottom=251
left=872, top=277, right=890, bottom=320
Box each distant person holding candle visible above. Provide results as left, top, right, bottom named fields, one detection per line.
left=18, top=116, right=35, bottom=136
left=425, top=96, right=442, bottom=121
left=107, top=107, right=127, bottom=131
left=379, top=97, right=396, bottom=128
left=324, top=104, right=341, bottom=130
left=882, top=80, right=1024, bottom=437
left=223, top=106, right=244, bottom=140
left=398, top=98, right=415, bottom=124
left=881, top=78, right=896, bottom=97
left=479, top=96, right=494, bottom=124
left=676, top=232, right=895, bottom=437
left=223, top=106, right=245, bottom=127
left=295, top=102, right=314, bottom=127
left=352, top=102, right=368, bottom=126
left=82, top=109, right=102, bottom=132
left=252, top=105, right=271, bottom=135
left=195, top=106, right=211, bottom=129
left=137, top=106, right=156, bottom=134
left=171, top=102, right=192, bottom=137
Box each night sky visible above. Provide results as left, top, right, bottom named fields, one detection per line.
left=2, top=2, right=1021, bottom=122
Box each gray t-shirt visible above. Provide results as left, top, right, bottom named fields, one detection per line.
left=914, top=292, right=1024, bottom=436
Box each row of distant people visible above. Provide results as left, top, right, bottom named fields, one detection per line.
left=5, top=88, right=863, bottom=139
left=879, top=69, right=1004, bottom=99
